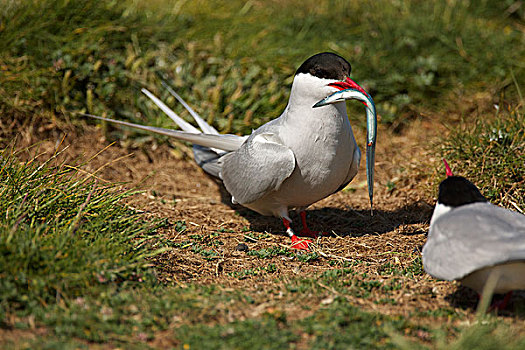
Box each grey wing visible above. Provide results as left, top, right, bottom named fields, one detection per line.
left=220, top=132, right=296, bottom=205
left=423, top=202, right=525, bottom=281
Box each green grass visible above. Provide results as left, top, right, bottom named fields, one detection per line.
left=0, top=147, right=523, bottom=348
left=0, top=145, right=168, bottom=316
left=285, top=261, right=422, bottom=301
left=440, top=103, right=524, bottom=211
left=377, top=257, right=424, bottom=278
left=1, top=0, right=524, bottom=138
left=0, top=146, right=404, bottom=348
left=2, top=0, right=525, bottom=348
left=394, top=320, right=525, bottom=350
left=1, top=146, right=521, bottom=349
left=227, top=263, right=278, bottom=280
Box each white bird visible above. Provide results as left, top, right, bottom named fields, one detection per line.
left=423, top=159, right=525, bottom=303
left=83, top=52, right=377, bottom=250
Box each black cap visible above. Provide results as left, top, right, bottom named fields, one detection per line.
left=438, top=176, right=487, bottom=207
left=295, top=52, right=351, bottom=80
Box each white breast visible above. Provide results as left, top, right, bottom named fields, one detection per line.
left=245, top=102, right=358, bottom=217
left=461, top=261, right=525, bottom=294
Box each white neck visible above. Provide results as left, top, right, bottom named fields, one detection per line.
left=429, top=202, right=452, bottom=228
left=286, top=73, right=343, bottom=115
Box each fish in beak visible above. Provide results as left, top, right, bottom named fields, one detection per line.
left=313, top=80, right=377, bottom=214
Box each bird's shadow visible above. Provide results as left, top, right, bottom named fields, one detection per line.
left=446, top=287, right=525, bottom=318
left=213, top=179, right=525, bottom=318
left=212, top=178, right=432, bottom=236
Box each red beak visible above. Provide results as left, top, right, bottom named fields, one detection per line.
left=328, top=77, right=368, bottom=96
left=443, top=159, right=454, bottom=177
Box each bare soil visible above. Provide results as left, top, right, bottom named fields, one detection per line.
left=10, top=99, right=525, bottom=334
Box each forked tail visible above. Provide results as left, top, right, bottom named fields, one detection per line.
left=82, top=83, right=247, bottom=178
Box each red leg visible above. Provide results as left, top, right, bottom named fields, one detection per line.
left=299, top=211, right=325, bottom=238
left=283, top=218, right=311, bottom=250
left=489, top=291, right=513, bottom=311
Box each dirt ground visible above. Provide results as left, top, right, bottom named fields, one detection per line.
left=11, top=98, right=525, bottom=332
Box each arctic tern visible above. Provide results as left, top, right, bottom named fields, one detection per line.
left=83, top=52, right=377, bottom=250
left=423, top=159, right=525, bottom=306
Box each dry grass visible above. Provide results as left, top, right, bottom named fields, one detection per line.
left=11, top=97, right=523, bottom=335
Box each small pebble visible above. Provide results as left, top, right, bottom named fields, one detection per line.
left=235, top=243, right=249, bottom=252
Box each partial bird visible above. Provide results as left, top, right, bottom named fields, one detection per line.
left=423, top=159, right=525, bottom=304
left=83, top=52, right=377, bottom=250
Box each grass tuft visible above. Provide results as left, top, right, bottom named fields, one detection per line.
left=0, top=145, right=167, bottom=318
left=441, top=104, right=524, bottom=211
left=1, top=0, right=524, bottom=138
left=1, top=0, right=525, bottom=348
